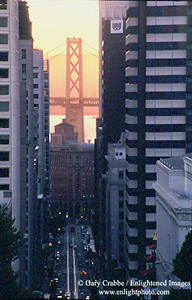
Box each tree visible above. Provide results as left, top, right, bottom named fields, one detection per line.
left=0, top=204, right=24, bottom=299
left=173, top=230, right=192, bottom=285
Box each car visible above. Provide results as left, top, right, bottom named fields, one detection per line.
left=73, top=245, right=78, bottom=250
left=64, top=292, right=70, bottom=299
left=80, top=270, right=86, bottom=275
left=77, top=231, right=80, bottom=234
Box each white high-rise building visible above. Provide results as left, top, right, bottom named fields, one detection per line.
left=0, top=0, right=20, bottom=230
left=154, top=154, right=192, bottom=283
left=0, top=1, right=49, bottom=291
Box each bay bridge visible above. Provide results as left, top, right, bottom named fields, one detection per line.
left=47, top=37, right=99, bottom=143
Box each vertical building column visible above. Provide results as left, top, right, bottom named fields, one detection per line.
left=137, top=1, right=147, bottom=272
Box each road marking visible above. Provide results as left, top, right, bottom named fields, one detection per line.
left=66, top=227, right=70, bottom=295
left=72, top=234, right=78, bottom=299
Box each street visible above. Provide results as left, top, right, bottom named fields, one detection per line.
left=50, top=223, right=96, bottom=299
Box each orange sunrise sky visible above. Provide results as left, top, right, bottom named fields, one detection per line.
left=28, top=0, right=99, bottom=55
left=28, top=0, right=99, bottom=99
left=28, top=0, right=99, bottom=141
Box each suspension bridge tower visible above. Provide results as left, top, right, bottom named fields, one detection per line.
left=66, top=37, right=84, bottom=143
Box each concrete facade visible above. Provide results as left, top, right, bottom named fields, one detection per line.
left=51, top=119, right=78, bottom=146
left=50, top=143, right=94, bottom=221
left=105, top=136, right=126, bottom=265
left=154, top=154, right=192, bottom=282
left=125, top=1, right=192, bottom=277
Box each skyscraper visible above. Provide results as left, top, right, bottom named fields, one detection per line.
left=94, top=0, right=129, bottom=256
left=0, top=0, right=49, bottom=290
left=19, top=0, right=35, bottom=288
left=125, top=0, right=191, bottom=278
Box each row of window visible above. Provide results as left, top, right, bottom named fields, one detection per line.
left=0, top=16, right=7, bottom=27
left=0, top=151, right=9, bottom=161
left=127, top=25, right=188, bottom=35
left=0, top=1, right=7, bottom=10
left=0, top=168, right=9, bottom=177
left=0, top=102, right=8, bottom=111
left=0, top=118, right=9, bottom=128
left=0, top=134, right=9, bottom=144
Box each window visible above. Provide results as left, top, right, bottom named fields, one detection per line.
left=0, top=34, right=8, bottom=44
left=0, top=118, right=9, bottom=128
left=0, top=168, right=9, bottom=177
left=0, top=51, right=8, bottom=61
left=34, top=94, right=39, bottom=99
left=119, top=190, right=124, bottom=198
left=0, top=85, right=9, bottom=95
left=0, top=134, right=9, bottom=144
left=33, top=73, right=38, bottom=79
left=0, top=184, right=9, bottom=190
left=0, top=102, right=9, bottom=111
left=44, top=82, right=48, bottom=89
left=119, top=201, right=124, bottom=209
left=0, top=151, right=9, bottom=161
left=22, top=64, right=26, bottom=74
left=0, top=16, right=7, bottom=27
left=119, top=212, right=124, bottom=220
left=0, top=1, right=7, bottom=10
left=44, top=73, right=48, bottom=80
left=0, top=68, right=8, bottom=78
left=22, top=49, right=26, bottom=59
left=33, top=84, right=38, bottom=89
left=119, top=170, right=124, bottom=179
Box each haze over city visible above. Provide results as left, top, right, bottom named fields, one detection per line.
left=0, top=1, right=191, bottom=300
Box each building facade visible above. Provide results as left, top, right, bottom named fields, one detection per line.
left=50, top=143, right=94, bottom=221
left=154, top=154, right=192, bottom=283
left=105, top=136, right=126, bottom=269
left=125, top=1, right=192, bottom=278
left=19, top=0, right=35, bottom=288
left=0, top=0, right=49, bottom=290
left=0, top=0, right=20, bottom=223
left=95, top=0, right=128, bottom=258
left=51, top=119, right=78, bottom=146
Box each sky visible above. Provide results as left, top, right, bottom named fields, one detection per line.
left=27, top=0, right=99, bottom=142
left=28, top=0, right=99, bottom=56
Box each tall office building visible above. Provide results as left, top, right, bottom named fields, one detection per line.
left=43, top=58, right=50, bottom=211
left=33, top=48, right=50, bottom=290
left=0, top=0, right=49, bottom=290
left=94, top=0, right=129, bottom=256
left=0, top=0, right=22, bottom=281
left=19, top=0, right=35, bottom=288
left=125, top=1, right=191, bottom=278
left=0, top=0, right=20, bottom=222
left=99, top=0, right=128, bottom=152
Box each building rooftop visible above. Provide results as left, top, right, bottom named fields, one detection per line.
left=19, top=1, right=32, bottom=40
left=159, top=155, right=185, bottom=171
left=50, top=142, right=94, bottom=152
left=55, top=120, right=74, bottom=128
